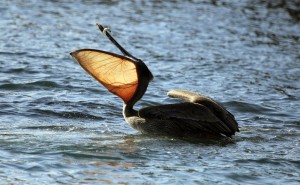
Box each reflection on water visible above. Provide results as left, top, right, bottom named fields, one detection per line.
left=0, top=0, right=300, bottom=184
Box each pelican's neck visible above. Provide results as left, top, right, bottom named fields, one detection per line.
left=123, top=103, right=138, bottom=118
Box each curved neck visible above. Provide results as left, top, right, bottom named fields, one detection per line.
left=167, top=90, right=201, bottom=103
left=123, top=103, right=138, bottom=118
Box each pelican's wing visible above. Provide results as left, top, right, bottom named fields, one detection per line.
left=139, top=102, right=237, bottom=137
left=168, top=89, right=239, bottom=133
left=70, top=49, right=138, bottom=103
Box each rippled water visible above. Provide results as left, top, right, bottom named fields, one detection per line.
left=1, top=0, right=300, bottom=184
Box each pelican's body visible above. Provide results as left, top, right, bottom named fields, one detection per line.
left=70, top=24, right=239, bottom=138
left=123, top=90, right=238, bottom=137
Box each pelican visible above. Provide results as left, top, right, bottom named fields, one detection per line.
left=70, top=24, right=239, bottom=138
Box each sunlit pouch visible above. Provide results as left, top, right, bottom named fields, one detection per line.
left=70, top=49, right=138, bottom=103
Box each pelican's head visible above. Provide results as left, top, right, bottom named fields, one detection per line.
left=70, top=49, right=152, bottom=106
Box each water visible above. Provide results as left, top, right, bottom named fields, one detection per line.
left=1, top=0, right=300, bottom=184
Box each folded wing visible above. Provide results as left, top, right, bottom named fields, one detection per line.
left=167, top=90, right=239, bottom=133
left=138, top=102, right=237, bottom=137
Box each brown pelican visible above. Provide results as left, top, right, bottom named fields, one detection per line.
left=70, top=24, right=239, bottom=138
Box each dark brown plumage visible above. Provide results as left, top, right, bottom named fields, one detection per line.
left=123, top=90, right=239, bottom=137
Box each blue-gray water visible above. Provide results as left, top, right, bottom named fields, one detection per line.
left=1, top=0, right=300, bottom=184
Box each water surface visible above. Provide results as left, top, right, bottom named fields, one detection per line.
left=0, top=0, right=300, bottom=184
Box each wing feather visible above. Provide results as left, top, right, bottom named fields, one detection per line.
left=168, top=90, right=239, bottom=133
left=138, top=102, right=236, bottom=136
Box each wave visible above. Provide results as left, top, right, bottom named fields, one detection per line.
left=30, top=108, right=104, bottom=120
left=0, top=81, right=61, bottom=90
